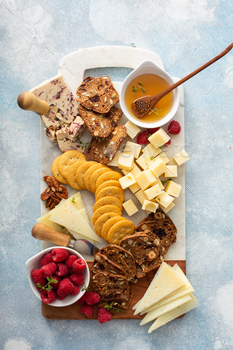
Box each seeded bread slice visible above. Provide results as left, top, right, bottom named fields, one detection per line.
left=91, top=253, right=128, bottom=279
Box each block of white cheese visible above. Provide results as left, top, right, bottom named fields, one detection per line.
left=121, top=162, right=141, bottom=178
left=144, top=184, right=162, bottom=200
left=165, top=180, right=182, bottom=198
left=122, top=199, right=139, bottom=216
left=148, top=294, right=199, bottom=333
left=125, top=120, right=141, bottom=139
left=49, top=200, right=102, bottom=243
left=148, top=128, right=170, bottom=148
left=155, top=191, right=174, bottom=208
left=135, top=169, right=157, bottom=190
left=159, top=202, right=175, bottom=213
left=123, top=141, right=142, bottom=158
left=133, top=262, right=185, bottom=315
left=136, top=153, right=153, bottom=170
left=173, top=149, right=190, bottom=166
left=119, top=173, right=136, bottom=189
left=107, top=151, right=121, bottom=166
left=149, top=157, right=167, bottom=178
left=135, top=189, right=147, bottom=205
left=142, top=200, right=159, bottom=213
left=164, top=165, right=178, bottom=178
left=129, top=182, right=141, bottom=194
left=143, top=143, right=161, bottom=159
left=118, top=153, right=134, bottom=170
left=157, top=152, right=170, bottom=165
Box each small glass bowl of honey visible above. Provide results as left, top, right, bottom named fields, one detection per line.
left=120, top=60, right=179, bottom=128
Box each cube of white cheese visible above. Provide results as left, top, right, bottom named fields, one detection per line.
left=149, top=158, right=167, bottom=178
left=165, top=180, right=182, bottom=198
left=123, top=199, right=139, bottom=216
left=118, top=153, right=134, bottom=170
left=129, top=182, right=141, bottom=193
left=143, top=143, right=161, bottom=158
left=136, top=153, right=152, bottom=170
left=164, top=165, right=178, bottom=178
left=144, top=184, right=162, bottom=200
left=159, top=202, right=175, bottom=213
left=173, top=149, right=190, bottom=166
left=108, top=151, right=121, bottom=166
left=119, top=173, right=136, bottom=189
left=135, top=169, right=157, bottom=190
left=124, top=141, right=142, bottom=158
left=155, top=191, right=174, bottom=208
left=135, top=189, right=147, bottom=205
left=153, top=178, right=165, bottom=190
left=157, top=152, right=170, bottom=165
left=125, top=120, right=141, bottom=139
left=148, top=128, right=170, bottom=148
left=142, top=200, right=159, bottom=213
left=121, top=162, right=141, bottom=177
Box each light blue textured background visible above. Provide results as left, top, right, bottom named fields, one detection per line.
left=1, top=1, right=233, bottom=349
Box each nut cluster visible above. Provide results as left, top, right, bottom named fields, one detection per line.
left=40, top=175, right=68, bottom=210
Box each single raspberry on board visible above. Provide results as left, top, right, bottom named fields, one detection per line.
left=41, top=290, right=56, bottom=304
left=40, top=252, right=53, bottom=267
left=70, top=273, right=84, bottom=286
left=85, top=292, right=101, bottom=305
left=148, top=127, right=160, bottom=134
left=50, top=275, right=61, bottom=290
left=168, top=120, right=181, bottom=135
left=77, top=294, right=87, bottom=304
left=52, top=248, right=69, bottom=262
left=98, top=307, right=112, bottom=324
left=137, top=130, right=149, bottom=145
left=55, top=263, right=69, bottom=277
left=57, top=278, right=74, bottom=297
left=164, top=133, right=171, bottom=146
left=41, top=262, right=57, bottom=277
left=80, top=304, right=93, bottom=318
left=69, top=285, right=80, bottom=295
left=31, top=269, right=45, bottom=285
left=72, top=258, right=86, bottom=274
left=65, top=255, right=77, bottom=269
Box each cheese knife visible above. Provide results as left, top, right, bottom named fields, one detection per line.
left=17, top=91, right=50, bottom=115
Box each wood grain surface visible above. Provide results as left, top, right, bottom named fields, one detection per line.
left=41, top=260, right=186, bottom=320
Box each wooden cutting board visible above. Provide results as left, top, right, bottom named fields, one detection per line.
left=42, top=260, right=185, bottom=320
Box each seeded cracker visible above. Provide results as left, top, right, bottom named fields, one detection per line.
left=85, top=124, right=127, bottom=164
left=76, top=76, right=119, bottom=113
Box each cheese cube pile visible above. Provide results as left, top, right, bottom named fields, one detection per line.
left=118, top=124, right=190, bottom=215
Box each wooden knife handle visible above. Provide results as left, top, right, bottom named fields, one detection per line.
left=17, top=91, right=49, bottom=115
left=32, top=223, right=71, bottom=247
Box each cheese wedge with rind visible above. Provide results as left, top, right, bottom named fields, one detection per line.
left=133, top=262, right=185, bottom=315
left=148, top=294, right=199, bottom=333
left=140, top=293, right=191, bottom=325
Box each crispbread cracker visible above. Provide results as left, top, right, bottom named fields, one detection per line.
left=58, top=150, right=86, bottom=178
left=92, top=205, right=122, bottom=225
left=93, top=196, right=122, bottom=213
left=107, top=220, right=135, bottom=245
left=89, top=167, right=110, bottom=193
left=95, top=180, right=121, bottom=198
left=52, top=155, right=68, bottom=184
left=84, top=163, right=104, bottom=191
left=75, top=161, right=96, bottom=189
left=66, top=162, right=83, bottom=190
left=95, top=171, right=122, bottom=189
left=96, top=186, right=124, bottom=203
left=101, top=216, right=127, bottom=242
left=94, top=212, right=121, bottom=238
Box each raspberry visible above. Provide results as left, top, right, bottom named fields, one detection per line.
left=41, top=262, right=57, bottom=277
left=56, top=293, right=66, bottom=300
left=98, top=307, right=112, bottom=324
left=137, top=130, right=149, bottom=145
left=41, top=290, right=56, bottom=304
left=85, top=292, right=101, bottom=305
left=70, top=273, right=84, bottom=286
left=52, top=248, right=69, bottom=262
left=57, top=278, right=74, bottom=297
left=72, top=258, right=86, bottom=274
left=164, top=133, right=171, bottom=146
left=55, top=263, right=69, bottom=277
left=80, top=304, right=93, bottom=318
left=168, top=120, right=181, bottom=135
left=65, top=255, right=77, bottom=268
left=40, top=252, right=53, bottom=267
left=50, top=275, right=61, bottom=290
left=69, top=285, right=80, bottom=295
left=148, top=127, right=160, bottom=134
left=31, top=269, right=45, bottom=285
left=77, top=294, right=87, bottom=304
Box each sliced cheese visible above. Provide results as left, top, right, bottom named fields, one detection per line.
left=140, top=294, right=191, bottom=326
left=133, top=262, right=185, bottom=315
left=148, top=294, right=199, bottom=333
left=49, top=200, right=102, bottom=243
left=37, top=211, right=67, bottom=234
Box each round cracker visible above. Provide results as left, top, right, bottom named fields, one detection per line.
left=96, top=186, right=124, bottom=203
left=101, top=216, right=127, bottom=242
left=95, top=171, right=122, bottom=190
left=76, top=161, right=97, bottom=189
left=92, top=205, right=122, bottom=225
left=66, top=162, right=84, bottom=190
left=58, top=150, right=86, bottom=178
left=52, top=155, right=68, bottom=184
left=95, top=180, right=121, bottom=198
left=89, top=167, right=111, bottom=193
left=84, top=163, right=104, bottom=191
left=94, top=212, right=121, bottom=238
left=93, top=196, right=122, bottom=213
left=107, top=220, right=135, bottom=245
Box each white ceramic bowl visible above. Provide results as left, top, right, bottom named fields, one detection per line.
left=120, top=60, right=179, bottom=129
left=25, top=246, right=90, bottom=307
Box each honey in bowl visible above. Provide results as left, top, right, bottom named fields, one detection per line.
left=124, top=74, right=174, bottom=123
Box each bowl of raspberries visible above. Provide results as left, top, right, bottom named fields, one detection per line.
left=26, top=246, right=90, bottom=307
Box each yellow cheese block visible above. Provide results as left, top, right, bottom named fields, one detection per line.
left=124, top=141, right=142, bottom=158
left=142, top=200, right=159, bottom=213
left=148, top=128, right=170, bottom=148
left=165, top=180, right=182, bottom=198
left=173, top=149, right=190, bottom=166
left=122, top=199, right=139, bottom=216
left=135, top=169, right=157, bottom=190
left=118, top=153, right=134, bottom=170
left=119, top=173, right=136, bottom=189
left=125, top=120, right=141, bottom=139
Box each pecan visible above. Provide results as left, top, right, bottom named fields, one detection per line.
left=43, top=175, right=59, bottom=190
left=41, top=187, right=52, bottom=201
left=41, top=175, right=68, bottom=210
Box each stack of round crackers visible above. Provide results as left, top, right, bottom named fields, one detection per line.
left=52, top=150, right=135, bottom=244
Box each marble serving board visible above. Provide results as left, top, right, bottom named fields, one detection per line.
left=39, top=46, right=185, bottom=262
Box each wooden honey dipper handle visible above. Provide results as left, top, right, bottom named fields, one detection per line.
left=31, top=223, right=71, bottom=247
left=17, top=91, right=49, bottom=115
